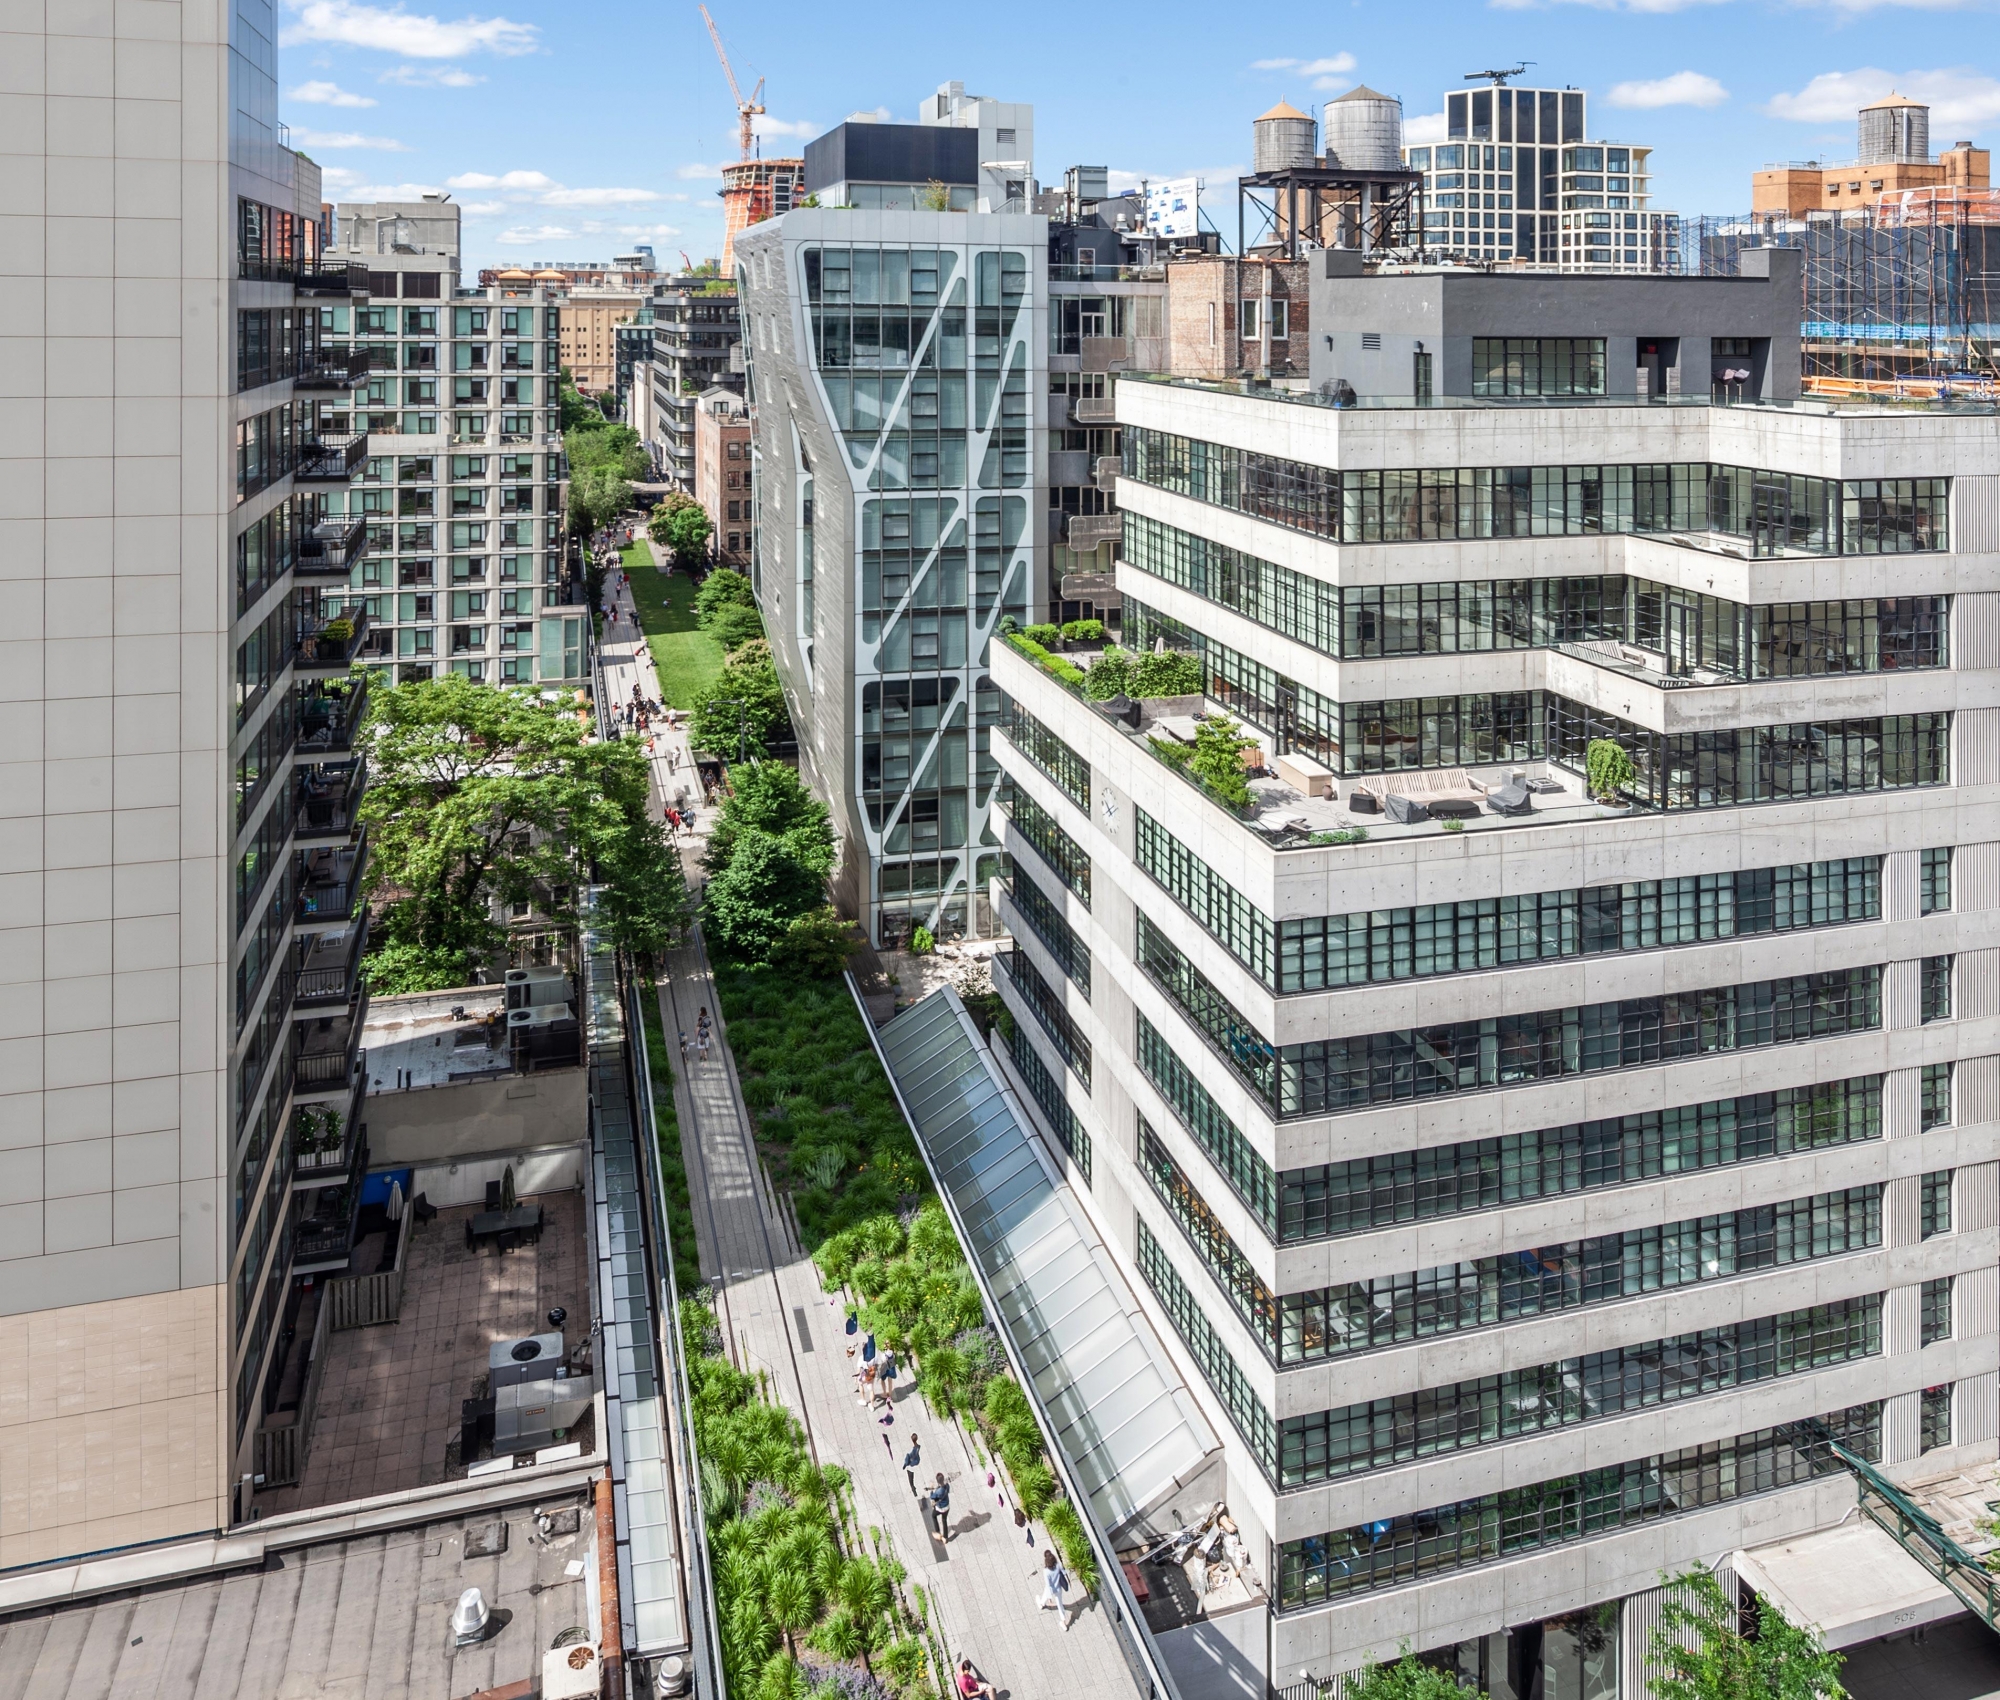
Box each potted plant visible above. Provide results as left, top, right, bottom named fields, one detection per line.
left=1585, top=738, right=1637, bottom=809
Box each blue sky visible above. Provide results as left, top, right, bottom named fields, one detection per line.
left=277, top=0, right=2000, bottom=272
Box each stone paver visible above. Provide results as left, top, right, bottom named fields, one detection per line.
left=261, top=1190, right=589, bottom=1514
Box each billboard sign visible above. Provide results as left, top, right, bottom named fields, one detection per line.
left=1146, top=178, right=1201, bottom=240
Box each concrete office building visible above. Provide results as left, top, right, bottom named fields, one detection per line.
left=736, top=88, right=1047, bottom=947
left=321, top=203, right=582, bottom=687
left=987, top=252, right=2000, bottom=1692
left=0, top=0, right=375, bottom=1563
left=629, top=274, right=744, bottom=492
left=1406, top=81, right=1680, bottom=273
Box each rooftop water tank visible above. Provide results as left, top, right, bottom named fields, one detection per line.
left=1858, top=92, right=1928, bottom=165
left=1254, top=101, right=1317, bottom=174
left=1322, top=85, right=1404, bottom=172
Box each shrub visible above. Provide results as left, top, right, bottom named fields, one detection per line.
left=908, top=924, right=934, bottom=955
left=1127, top=649, right=1203, bottom=697
left=1586, top=737, right=1637, bottom=802
left=1060, top=618, right=1103, bottom=643
left=1082, top=648, right=1131, bottom=700
left=711, top=602, right=767, bottom=653
left=1311, top=826, right=1369, bottom=847
left=1044, top=1501, right=1098, bottom=1593
left=697, top=567, right=759, bottom=624
left=1022, top=622, right=1061, bottom=647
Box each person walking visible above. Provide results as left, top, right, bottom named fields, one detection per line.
left=928, top=1473, right=952, bottom=1542
left=902, top=1436, right=921, bottom=1496
left=876, top=1350, right=897, bottom=1415
left=1037, top=1550, right=1069, bottom=1625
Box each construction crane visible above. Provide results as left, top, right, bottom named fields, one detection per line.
left=1464, top=63, right=1533, bottom=86
left=699, top=5, right=764, bottom=162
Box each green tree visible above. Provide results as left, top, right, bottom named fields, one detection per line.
left=663, top=501, right=715, bottom=564
left=357, top=676, right=684, bottom=986
left=695, top=567, right=758, bottom=625
left=1649, top=1566, right=1846, bottom=1700
left=1187, top=713, right=1257, bottom=810
left=778, top=907, right=857, bottom=978
left=705, top=761, right=835, bottom=875
left=765, top=1566, right=816, bottom=1657
left=1331, top=1647, right=1486, bottom=1699
left=690, top=643, right=790, bottom=759
left=710, top=602, right=765, bottom=653
left=705, top=832, right=827, bottom=964
left=648, top=491, right=700, bottom=548
left=568, top=461, right=632, bottom=536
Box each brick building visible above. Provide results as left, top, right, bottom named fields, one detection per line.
left=1162, top=255, right=1311, bottom=380
left=693, top=387, right=752, bottom=566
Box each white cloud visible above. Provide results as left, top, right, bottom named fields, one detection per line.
left=1251, top=53, right=1357, bottom=77
left=380, top=62, right=484, bottom=85
left=540, top=187, right=663, bottom=207
left=494, top=224, right=578, bottom=247
left=1607, top=71, right=1728, bottom=109
left=752, top=114, right=818, bottom=139
left=1105, top=164, right=1241, bottom=196
left=446, top=168, right=554, bottom=189
left=676, top=162, right=724, bottom=180
left=456, top=199, right=509, bottom=215
left=280, top=0, right=537, bottom=58
left=294, top=129, right=410, bottom=150
left=1768, top=67, right=2000, bottom=130
left=1403, top=110, right=1447, bottom=145
left=289, top=80, right=376, bottom=107
left=330, top=179, right=445, bottom=199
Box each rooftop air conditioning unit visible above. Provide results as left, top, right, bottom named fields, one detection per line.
left=507, top=1004, right=574, bottom=1031
left=505, top=967, right=572, bottom=1011
left=489, top=1330, right=565, bottom=1388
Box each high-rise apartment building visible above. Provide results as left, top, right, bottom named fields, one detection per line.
left=736, top=87, right=1046, bottom=947
left=630, top=275, right=744, bottom=492
left=0, top=0, right=374, bottom=1561
left=1406, top=81, right=1680, bottom=272
left=320, top=203, right=582, bottom=687
left=987, top=252, right=2000, bottom=1691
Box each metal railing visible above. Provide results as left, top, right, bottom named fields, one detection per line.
left=1825, top=1431, right=2000, bottom=1631
left=296, top=261, right=361, bottom=297
left=295, top=515, right=367, bottom=573
left=295, top=609, right=370, bottom=669
left=295, top=347, right=372, bottom=388
left=295, top=1044, right=358, bottom=1087
left=296, top=434, right=367, bottom=482
left=252, top=1297, right=331, bottom=1487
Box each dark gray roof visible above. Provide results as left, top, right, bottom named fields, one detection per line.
left=0, top=1497, right=596, bottom=1700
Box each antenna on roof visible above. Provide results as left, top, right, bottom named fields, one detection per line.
left=1464, top=63, right=1533, bottom=87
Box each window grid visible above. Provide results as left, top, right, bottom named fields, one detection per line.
left=1135, top=1014, right=1278, bottom=1234
left=1007, top=866, right=1090, bottom=992
left=1280, top=1296, right=1882, bottom=1488
left=995, top=946, right=1091, bottom=1087
left=1922, top=1063, right=1954, bottom=1132
left=1922, top=955, right=1954, bottom=1024
left=1134, top=1221, right=1278, bottom=1473
left=996, top=778, right=1090, bottom=907
left=1922, top=1170, right=1954, bottom=1240
left=1921, top=847, right=1953, bottom=916
left=1275, top=1405, right=1881, bottom=1609
left=1921, top=1278, right=1954, bottom=1346
left=1006, top=1023, right=1091, bottom=1184
left=996, top=691, right=1090, bottom=811
left=1471, top=337, right=1606, bottom=396
left=1124, top=426, right=1949, bottom=555
left=1921, top=1384, right=1954, bottom=1452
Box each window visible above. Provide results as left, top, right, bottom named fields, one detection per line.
left=1471, top=337, right=1606, bottom=397
left=1922, top=1171, right=1953, bottom=1239
left=1921, top=1385, right=1953, bottom=1452
left=1921, top=955, right=1953, bottom=1023
left=1239, top=299, right=1260, bottom=340
left=1268, top=300, right=1288, bottom=340
left=1922, top=1278, right=1953, bottom=1346
left=1921, top=847, right=1952, bottom=915
left=1922, top=1063, right=1953, bottom=1131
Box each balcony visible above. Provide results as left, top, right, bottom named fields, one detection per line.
left=296, top=832, right=368, bottom=925
left=294, top=609, right=370, bottom=674
left=291, top=1090, right=366, bottom=1187
left=296, top=261, right=363, bottom=298
left=292, top=1163, right=367, bottom=1271
left=295, top=909, right=368, bottom=1009
left=1093, top=455, right=1121, bottom=493
left=294, top=998, right=367, bottom=1103
left=295, top=756, right=368, bottom=844
left=1073, top=394, right=1117, bottom=425
left=295, top=515, right=367, bottom=575
left=1064, top=512, right=1122, bottom=548
left=297, top=676, right=368, bottom=755
left=296, top=434, right=367, bottom=483
left=295, top=346, right=372, bottom=390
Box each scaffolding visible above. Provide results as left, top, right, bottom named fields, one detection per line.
left=1686, top=206, right=2000, bottom=381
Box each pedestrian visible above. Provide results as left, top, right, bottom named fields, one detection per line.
left=902, top=1435, right=921, bottom=1495
left=697, top=1031, right=710, bottom=1063
left=860, top=1360, right=878, bottom=1407
left=860, top=1331, right=876, bottom=1369
left=877, top=1350, right=897, bottom=1412
left=1037, top=1550, right=1068, bottom=1624
left=928, top=1473, right=951, bottom=1542
left=678, top=1030, right=688, bottom=1063
left=956, top=1661, right=993, bottom=1700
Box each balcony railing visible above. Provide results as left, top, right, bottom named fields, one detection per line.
left=298, top=879, right=361, bottom=924
left=295, top=609, right=370, bottom=671
left=294, top=347, right=372, bottom=389
left=1065, top=512, right=1122, bottom=548
left=296, top=261, right=363, bottom=297
left=295, top=1032, right=362, bottom=1089
left=295, top=515, right=367, bottom=574
left=297, top=678, right=368, bottom=754
left=296, top=434, right=367, bottom=482
left=296, top=757, right=367, bottom=841
left=1073, top=394, right=1117, bottom=424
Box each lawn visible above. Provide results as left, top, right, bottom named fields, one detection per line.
left=622, top=537, right=725, bottom=708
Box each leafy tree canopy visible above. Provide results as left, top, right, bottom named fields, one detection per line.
left=647, top=492, right=700, bottom=546
left=357, top=676, right=685, bottom=988
left=704, top=830, right=826, bottom=964
left=569, top=461, right=633, bottom=536
left=709, top=602, right=765, bottom=654
left=696, top=567, right=757, bottom=625
left=705, top=761, right=835, bottom=877
left=662, top=502, right=715, bottom=564
left=690, top=643, right=790, bottom=759
left=1649, top=1566, right=1846, bottom=1700
left=1333, top=1651, right=1487, bottom=1700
